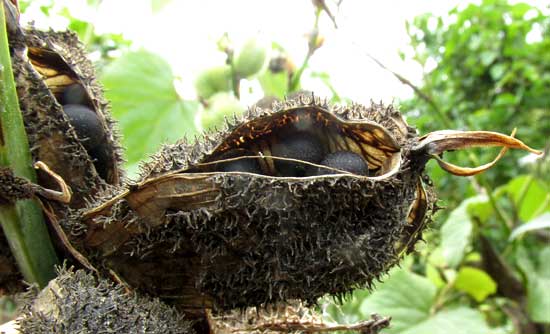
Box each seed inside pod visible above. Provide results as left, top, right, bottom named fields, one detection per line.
left=215, top=149, right=262, bottom=174
left=61, top=83, right=88, bottom=105
left=307, top=150, right=369, bottom=176
left=63, top=104, right=105, bottom=151
left=271, top=132, right=324, bottom=177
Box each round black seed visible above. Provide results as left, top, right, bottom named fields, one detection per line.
left=61, top=83, right=88, bottom=105
left=63, top=104, right=105, bottom=151
left=307, top=150, right=369, bottom=176
left=216, top=150, right=262, bottom=174
left=271, top=132, right=324, bottom=177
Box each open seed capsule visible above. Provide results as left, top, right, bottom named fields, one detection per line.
left=76, top=93, right=542, bottom=313
left=9, top=27, right=124, bottom=208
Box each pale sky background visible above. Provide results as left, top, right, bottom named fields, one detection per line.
left=21, top=0, right=549, bottom=107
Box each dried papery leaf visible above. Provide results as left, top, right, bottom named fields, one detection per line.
left=396, top=180, right=432, bottom=255
left=206, top=302, right=389, bottom=334
left=415, top=130, right=542, bottom=156
left=32, top=161, right=72, bottom=203
left=432, top=144, right=509, bottom=177
left=413, top=129, right=543, bottom=176
left=0, top=162, right=71, bottom=204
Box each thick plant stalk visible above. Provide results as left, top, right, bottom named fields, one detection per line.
left=0, top=3, right=58, bottom=287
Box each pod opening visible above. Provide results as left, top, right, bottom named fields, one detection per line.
left=26, top=46, right=118, bottom=185
left=197, top=106, right=402, bottom=178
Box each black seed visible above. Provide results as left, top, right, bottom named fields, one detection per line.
left=63, top=104, right=105, bottom=151
left=87, top=145, right=110, bottom=181
left=61, top=83, right=88, bottom=105
left=216, top=149, right=262, bottom=174
left=271, top=132, right=324, bottom=177
left=307, top=151, right=369, bottom=176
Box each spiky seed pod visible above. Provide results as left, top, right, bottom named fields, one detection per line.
left=72, top=93, right=541, bottom=313
left=8, top=26, right=124, bottom=208
left=16, top=268, right=193, bottom=334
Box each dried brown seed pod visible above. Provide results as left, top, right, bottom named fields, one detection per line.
left=67, top=93, right=541, bottom=314
left=9, top=26, right=124, bottom=208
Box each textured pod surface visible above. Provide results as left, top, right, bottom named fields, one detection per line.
left=15, top=268, right=193, bottom=334
left=72, top=94, right=438, bottom=312
left=9, top=27, right=124, bottom=208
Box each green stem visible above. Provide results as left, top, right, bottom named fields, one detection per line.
left=0, top=4, right=58, bottom=287
left=289, top=8, right=321, bottom=92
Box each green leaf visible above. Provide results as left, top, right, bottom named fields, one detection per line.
left=509, top=212, right=550, bottom=240
left=454, top=266, right=497, bottom=302
left=399, top=308, right=493, bottom=334
left=359, top=269, right=492, bottom=334
left=100, top=50, right=198, bottom=171
left=466, top=195, right=492, bottom=222
left=505, top=175, right=549, bottom=222
left=441, top=196, right=488, bottom=268
left=493, top=92, right=518, bottom=107
left=516, top=246, right=550, bottom=323
left=360, top=269, right=436, bottom=333
left=426, top=264, right=445, bottom=288
left=490, top=63, right=507, bottom=81
left=258, top=70, right=288, bottom=99
left=480, top=50, right=497, bottom=66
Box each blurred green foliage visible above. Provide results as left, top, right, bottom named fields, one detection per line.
left=343, top=0, right=550, bottom=333
left=16, top=0, right=550, bottom=333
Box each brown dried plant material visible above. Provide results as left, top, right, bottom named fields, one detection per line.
left=4, top=23, right=126, bottom=279
left=63, top=93, right=541, bottom=315
left=8, top=25, right=124, bottom=209
left=206, top=301, right=389, bottom=334
left=14, top=268, right=193, bottom=334
left=1, top=15, right=543, bottom=332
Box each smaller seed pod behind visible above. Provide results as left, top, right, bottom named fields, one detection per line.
left=9, top=27, right=124, bottom=208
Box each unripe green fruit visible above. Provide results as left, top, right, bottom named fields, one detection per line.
left=199, top=92, right=244, bottom=131
left=194, top=65, right=232, bottom=99
left=233, top=38, right=267, bottom=78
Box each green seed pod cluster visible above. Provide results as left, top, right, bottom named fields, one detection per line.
left=198, top=92, right=244, bottom=131
left=194, top=65, right=233, bottom=99
left=232, top=38, right=267, bottom=78
left=9, top=26, right=124, bottom=208
left=70, top=92, right=539, bottom=313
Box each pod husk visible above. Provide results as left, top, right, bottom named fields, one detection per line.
left=70, top=93, right=542, bottom=314
left=8, top=25, right=124, bottom=209
left=15, top=267, right=193, bottom=334
left=66, top=95, right=431, bottom=312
